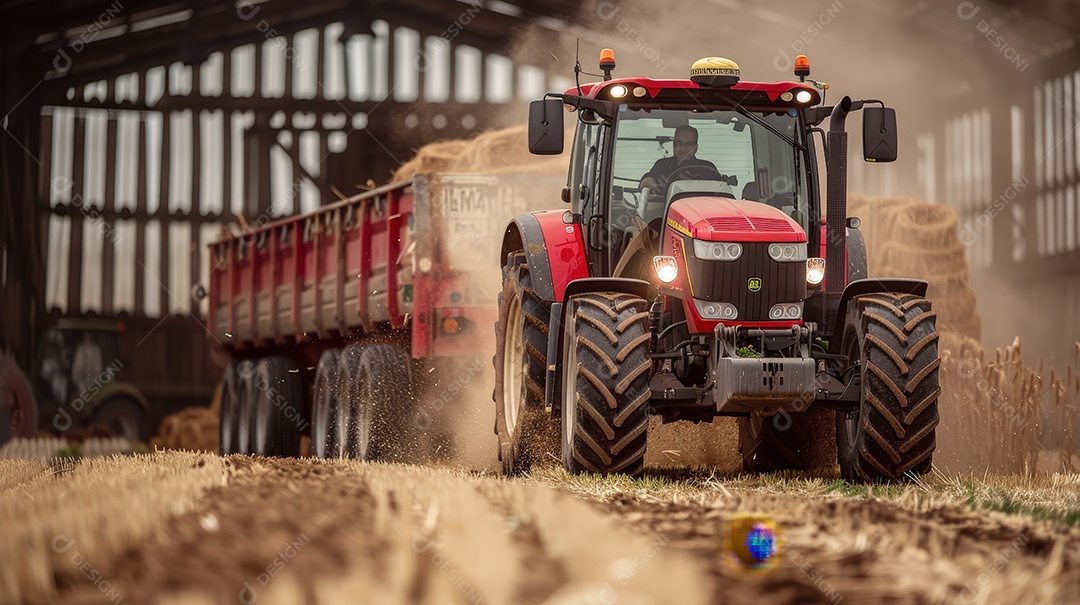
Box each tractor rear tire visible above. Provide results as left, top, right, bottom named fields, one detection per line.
left=219, top=362, right=245, bottom=455
left=837, top=293, right=940, bottom=482
left=495, top=251, right=557, bottom=475
left=311, top=348, right=343, bottom=458
left=250, top=357, right=303, bottom=457
left=0, top=353, right=38, bottom=446
left=737, top=407, right=832, bottom=473
left=561, top=293, right=652, bottom=477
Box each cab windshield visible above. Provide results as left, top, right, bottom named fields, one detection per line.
left=609, top=107, right=808, bottom=233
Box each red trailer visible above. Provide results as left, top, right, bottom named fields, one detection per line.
left=208, top=173, right=558, bottom=459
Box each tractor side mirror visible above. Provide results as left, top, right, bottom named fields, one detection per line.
left=863, top=107, right=898, bottom=163
left=528, top=99, right=564, bottom=155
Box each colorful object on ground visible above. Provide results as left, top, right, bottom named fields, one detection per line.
left=722, top=513, right=781, bottom=570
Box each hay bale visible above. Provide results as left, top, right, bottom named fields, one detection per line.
left=152, top=407, right=219, bottom=454
left=391, top=125, right=571, bottom=184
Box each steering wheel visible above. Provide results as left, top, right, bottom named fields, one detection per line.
left=660, top=165, right=736, bottom=188
left=649, top=166, right=737, bottom=201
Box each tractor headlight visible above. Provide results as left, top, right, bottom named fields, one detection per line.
left=693, top=298, right=738, bottom=320
left=806, top=257, right=825, bottom=285
left=653, top=256, right=679, bottom=283
left=768, top=302, right=803, bottom=320
left=693, top=240, right=742, bottom=261
left=767, top=243, right=806, bottom=261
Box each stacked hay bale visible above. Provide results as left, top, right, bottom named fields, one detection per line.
left=848, top=195, right=982, bottom=345
left=152, top=384, right=220, bottom=454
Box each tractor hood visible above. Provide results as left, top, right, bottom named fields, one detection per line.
left=665, top=197, right=806, bottom=243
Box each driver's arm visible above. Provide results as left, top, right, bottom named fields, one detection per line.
left=639, top=159, right=665, bottom=191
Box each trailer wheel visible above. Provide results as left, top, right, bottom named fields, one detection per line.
left=0, top=353, right=37, bottom=446
left=737, top=407, right=832, bottom=473
left=561, top=293, right=652, bottom=477
left=495, top=251, right=556, bottom=475
left=89, top=396, right=148, bottom=443
left=340, top=343, right=415, bottom=461
left=249, top=357, right=303, bottom=457
left=311, top=348, right=343, bottom=458
left=219, top=363, right=244, bottom=455
left=837, top=293, right=940, bottom=482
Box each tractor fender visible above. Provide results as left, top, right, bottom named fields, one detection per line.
left=500, top=211, right=589, bottom=303
left=827, top=278, right=929, bottom=354
left=817, top=224, right=868, bottom=285
left=543, top=277, right=652, bottom=412
left=52, top=380, right=149, bottom=433
left=847, top=229, right=868, bottom=282
left=81, top=381, right=149, bottom=418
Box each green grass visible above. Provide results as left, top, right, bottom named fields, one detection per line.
left=822, top=479, right=908, bottom=499
left=974, top=491, right=1080, bottom=528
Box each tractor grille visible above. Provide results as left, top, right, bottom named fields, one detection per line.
left=686, top=242, right=806, bottom=322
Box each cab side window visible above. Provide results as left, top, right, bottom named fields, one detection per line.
left=569, top=121, right=600, bottom=214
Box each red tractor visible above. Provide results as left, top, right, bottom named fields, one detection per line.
left=494, top=53, right=940, bottom=482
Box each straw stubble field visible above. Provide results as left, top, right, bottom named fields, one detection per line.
left=2, top=453, right=1080, bottom=605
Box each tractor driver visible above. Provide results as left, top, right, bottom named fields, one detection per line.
left=638, top=125, right=719, bottom=197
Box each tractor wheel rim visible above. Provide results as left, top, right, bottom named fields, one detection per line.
left=503, top=293, right=526, bottom=439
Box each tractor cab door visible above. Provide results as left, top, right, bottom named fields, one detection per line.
left=568, top=115, right=613, bottom=276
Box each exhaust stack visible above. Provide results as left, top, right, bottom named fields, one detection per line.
left=824, top=96, right=853, bottom=331
left=825, top=97, right=851, bottom=296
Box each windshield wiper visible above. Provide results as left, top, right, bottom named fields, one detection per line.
left=732, top=108, right=805, bottom=151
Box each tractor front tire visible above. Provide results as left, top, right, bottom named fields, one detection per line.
left=837, top=293, right=941, bottom=482
left=89, top=396, right=148, bottom=443
left=495, top=252, right=557, bottom=475
left=561, top=292, right=652, bottom=477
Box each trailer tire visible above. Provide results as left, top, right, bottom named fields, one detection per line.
left=250, top=357, right=303, bottom=457
left=219, top=363, right=243, bottom=455
left=495, top=251, right=557, bottom=475
left=311, top=348, right=344, bottom=458
left=234, top=360, right=260, bottom=454
left=837, top=293, right=940, bottom=482
left=561, top=293, right=651, bottom=478
left=340, top=343, right=415, bottom=461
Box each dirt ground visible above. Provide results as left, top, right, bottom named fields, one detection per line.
left=3, top=452, right=1078, bottom=605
